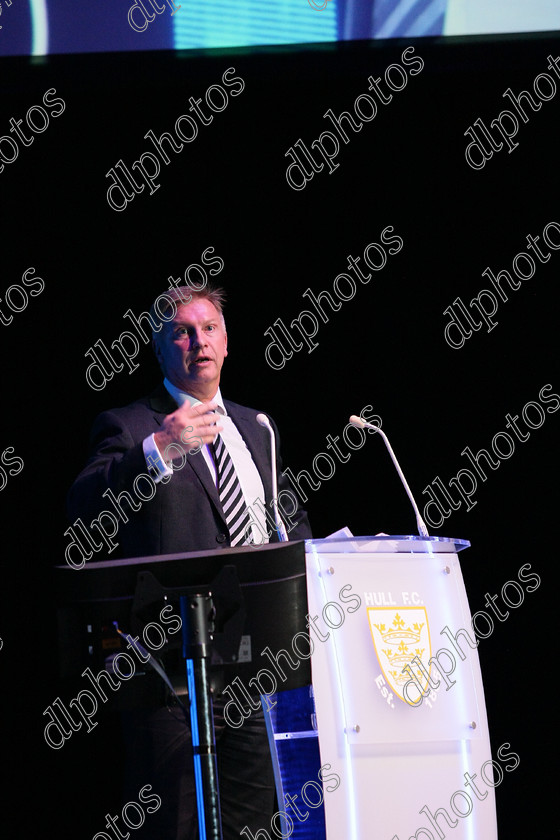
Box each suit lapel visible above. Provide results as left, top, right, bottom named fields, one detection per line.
left=147, top=383, right=179, bottom=418
left=186, top=448, right=223, bottom=511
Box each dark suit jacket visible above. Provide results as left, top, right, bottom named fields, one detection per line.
left=67, top=384, right=311, bottom=559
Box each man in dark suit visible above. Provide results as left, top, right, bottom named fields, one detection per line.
left=68, top=285, right=310, bottom=557
left=67, top=283, right=311, bottom=840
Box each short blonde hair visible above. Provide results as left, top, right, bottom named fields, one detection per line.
left=150, top=285, right=226, bottom=341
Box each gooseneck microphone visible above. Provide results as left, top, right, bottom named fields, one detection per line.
left=349, top=414, right=430, bottom=538
left=256, top=413, right=289, bottom=542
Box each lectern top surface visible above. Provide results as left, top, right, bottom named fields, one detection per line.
left=305, top=535, right=470, bottom=554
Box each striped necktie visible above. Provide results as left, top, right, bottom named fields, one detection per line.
left=373, top=0, right=446, bottom=37
left=212, top=434, right=252, bottom=547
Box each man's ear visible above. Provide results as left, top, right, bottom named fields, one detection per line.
left=223, top=330, right=228, bottom=358
left=152, top=337, right=163, bottom=366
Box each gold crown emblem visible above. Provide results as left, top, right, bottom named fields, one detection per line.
left=373, top=612, right=425, bottom=644
left=382, top=647, right=426, bottom=686
left=368, top=606, right=432, bottom=702
left=372, top=613, right=427, bottom=687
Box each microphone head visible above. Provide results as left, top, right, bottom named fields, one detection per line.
left=256, top=413, right=270, bottom=428
left=349, top=414, right=366, bottom=429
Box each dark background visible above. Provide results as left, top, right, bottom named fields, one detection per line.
left=0, top=31, right=557, bottom=837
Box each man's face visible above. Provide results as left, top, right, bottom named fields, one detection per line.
left=153, top=298, right=228, bottom=400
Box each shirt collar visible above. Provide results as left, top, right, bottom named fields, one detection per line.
left=163, top=378, right=227, bottom=415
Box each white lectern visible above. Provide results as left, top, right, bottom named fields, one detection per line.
left=301, top=535, right=497, bottom=840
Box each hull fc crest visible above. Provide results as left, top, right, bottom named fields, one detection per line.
left=367, top=606, right=432, bottom=704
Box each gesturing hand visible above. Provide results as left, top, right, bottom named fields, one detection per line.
left=153, top=401, right=223, bottom=460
